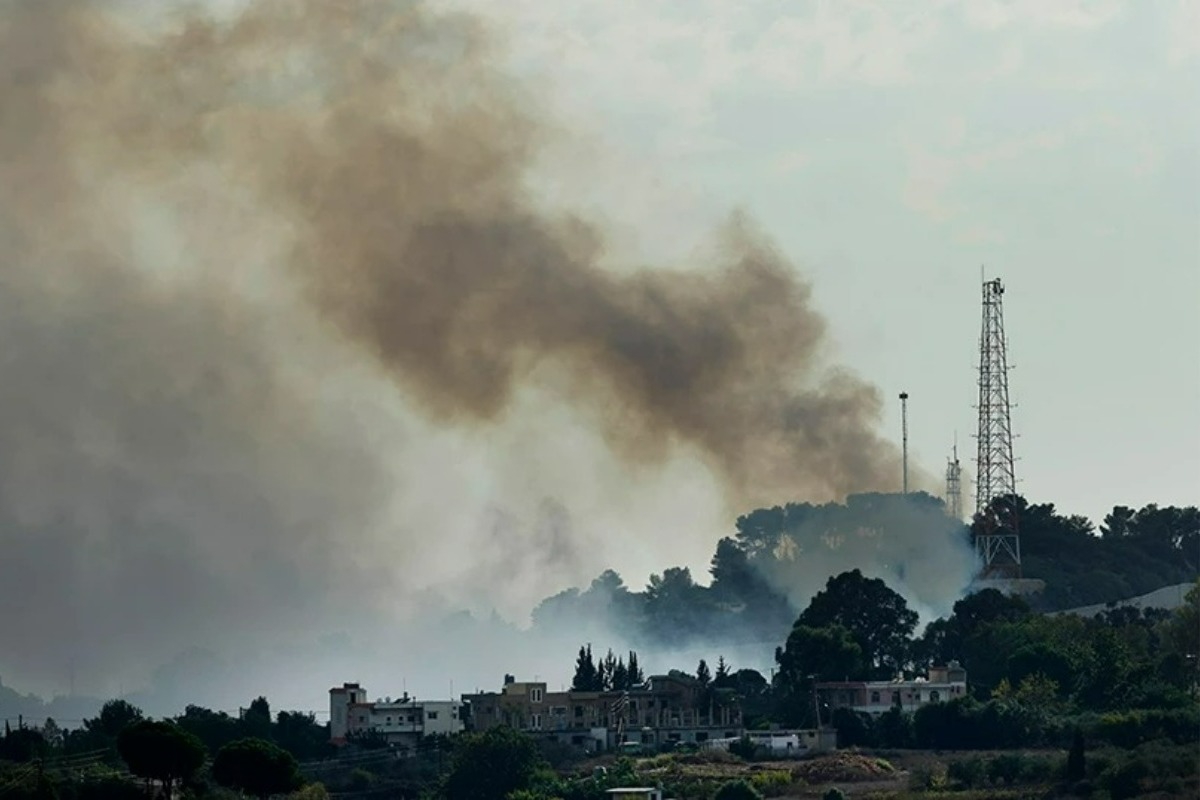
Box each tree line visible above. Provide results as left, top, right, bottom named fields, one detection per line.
left=532, top=492, right=1199, bottom=653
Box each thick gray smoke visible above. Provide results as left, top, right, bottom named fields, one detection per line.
left=0, top=0, right=935, bottom=708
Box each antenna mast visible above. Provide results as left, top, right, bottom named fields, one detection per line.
left=945, top=435, right=962, bottom=520
left=973, top=277, right=1020, bottom=577
left=899, top=392, right=909, bottom=494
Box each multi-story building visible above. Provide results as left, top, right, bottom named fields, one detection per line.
left=461, top=672, right=743, bottom=753
left=329, top=683, right=464, bottom=750
left=815, top=662, right=968, bottom=718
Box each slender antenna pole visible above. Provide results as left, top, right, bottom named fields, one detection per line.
left=899, top=392, right=909, bottom=494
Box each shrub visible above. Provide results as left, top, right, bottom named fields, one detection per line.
left=748, top=771, right=791, bottom=796
left=987, top=753, right=1025, bottom=787
left=906, top=766, right=946, bottom=791
left=822, top=789, right=847, bottom=800
left=713, top=779, right=763, bottom=800
left=947, top=757, right=987, bottom=789
left=728, top=736, right=758, bottom=761
left=1103, top=758, right=1150, bottom=800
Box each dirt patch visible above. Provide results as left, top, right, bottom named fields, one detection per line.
left=790, top=752, right=898, bottom=784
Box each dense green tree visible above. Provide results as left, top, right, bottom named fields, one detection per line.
left=571, top=645, right=599, bottom=691
left=117, top=720, right=206, bottom=800
left=212, top=737, right=302, bottom=799
left=83, top=700, right=143, bottom=740
left=610, top=656, right=629, bottom=691
left=774, top=624, right=863, bottom=726
left=442, top=727, right=543, bottom=800
left=627, top=651, right=643, bottom=686
left=173, top=705, right=240, bottom=754
left=0, top=726, right=46, bottom=763
left=713, top=779, right=762, bottom=800
left=796, top=570, right=917, bottom=677
left=242, top=696, right=272, bottom=740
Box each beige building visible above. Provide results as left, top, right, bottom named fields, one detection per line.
left=815, top=662, right=968, bottom=718
left=329, top=682, right=464, bottom=750
left=462, top=672, right=743, bottom=753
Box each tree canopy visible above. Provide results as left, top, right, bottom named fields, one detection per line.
left=211, top=737, right=302, bottom=799
left=117, top=720, right=206, bottom=799
left=442, top=726, right=543, bottom=800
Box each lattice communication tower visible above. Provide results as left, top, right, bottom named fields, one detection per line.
left=945, top=439, right=962, bottom=521
left=973, top=278, right=1020, bottom=578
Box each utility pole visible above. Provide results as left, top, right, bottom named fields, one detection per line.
left=945, top=434, right=963, bottom=520
left=899, top=392, right=909, bottom=494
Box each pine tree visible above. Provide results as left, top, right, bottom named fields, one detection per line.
left=628, top=651, right=644, bottom=685
left=574, top=644, right=601, bottom=691
left=715, top=656, right=731, bottom=687
left=572, top=645, right=590, bottom=691
left=696, top=659, right=712, bottom=688
left=585, top=644, right=599, bottom=691
left=612, top=657, right=629, bottom=691
left=602, top=650, right=618, bottom=691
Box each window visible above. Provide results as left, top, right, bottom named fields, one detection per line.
left=930, top=690, right=940, bottom=702
left=530, top=688, right=543, bottom=703
left=870, top=691, right=881, bottom=703
left=574, top=706, right=583, bottom=718
left=531, top=714, right=542, bottom=730
left=427, top=711, right=439, bottom=720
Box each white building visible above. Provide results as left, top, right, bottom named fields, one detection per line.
left=329, top=683, right=464, bottom=749
left=816, top=662, right=969, bottom=718
left=704, top=728, right=837, bottom=756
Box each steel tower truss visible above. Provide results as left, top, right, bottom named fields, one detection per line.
left=974, top=278, right=1020, bottom=577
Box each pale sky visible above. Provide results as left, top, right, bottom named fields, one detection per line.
left=454, top=0, right=1200, bottom=526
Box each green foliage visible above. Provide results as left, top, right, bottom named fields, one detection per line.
left=1066, top=728, right=1086, bottom=782
left=821, top=789, right=846, bottom=800
left=442, top=727, right=543, bottom=800
left=1089, top=706, right=1200, bottom=747
left=83, top=700, right=143, bottom=740
left=728, top=735, right=757, bottom=760
left=986, top=753, right=1025, bottom=787
left=211, top=737, right=302, bottom=799
left=713, top=779, right=762, bottom=800
left=795, top=569, right=918, bottom=678
left=0, top=725, right=48, bottom=763
left=748, top=770, right=790, bottom=796
left=946, top=757, right=987, bottom=788
left=116, top=719, right=206, bottom=798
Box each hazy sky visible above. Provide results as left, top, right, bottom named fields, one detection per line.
left=0, top=0, right=1196, bottom=713
left=458, top=0, right=1200, bottom=525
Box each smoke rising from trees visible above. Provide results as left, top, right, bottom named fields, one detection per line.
left=0, top=0, right=930, bottom=702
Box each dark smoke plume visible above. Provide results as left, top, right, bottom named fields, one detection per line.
left=0, top=0, right=905, bottom=699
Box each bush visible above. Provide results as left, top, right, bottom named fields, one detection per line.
left=987, top=753, right=1025, bottom=787
left=1103, top=758, right=1150, bottom=800
left=906, top=766, right=946, bottom=791
left=713, top=779, right=763, bottom=800
left=748, top=771, right=791, bottom=796
left=947, top=757, right=986, bottom=789
left=728, top=736, right=758, bottom=761
left=822, top=789, right=846, bottom=800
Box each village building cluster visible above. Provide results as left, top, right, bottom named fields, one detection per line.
left=327, top=662, right=967, bottom=756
